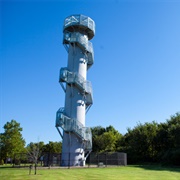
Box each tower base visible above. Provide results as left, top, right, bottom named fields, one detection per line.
left=61, top=132, right=85, bottom=167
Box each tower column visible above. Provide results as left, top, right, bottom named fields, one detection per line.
left=56, top=14, right=95, bottom=166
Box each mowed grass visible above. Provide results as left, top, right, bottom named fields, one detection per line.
left=0, top=165, right=180, bottom=180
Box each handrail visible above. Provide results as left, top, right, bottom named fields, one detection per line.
left=63, top=14, right=95, bottom=40
left=63, top=31, right=94, bottom=67
left=56, top=108, right=92, bottom=150
left=59, top=68, right=93, bottom=105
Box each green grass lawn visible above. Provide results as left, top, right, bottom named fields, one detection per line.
left=0, top=165, right=180, bottom=180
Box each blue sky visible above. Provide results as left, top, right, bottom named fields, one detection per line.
left=1, top=0, right=180, bottom=145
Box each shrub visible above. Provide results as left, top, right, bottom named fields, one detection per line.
left=0, top=159, right=4, bottom=165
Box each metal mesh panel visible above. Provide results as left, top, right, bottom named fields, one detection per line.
left=13, top=152, right=127, bottom=167
left=87, top=152, right=127, bottom=166
left=63, top=31, right=94, bottom=67
left=59, top=68, right=93, bottom=105
left=63, top=14, right=95, bottom=38
left=56, top=108, right=92, bottom=150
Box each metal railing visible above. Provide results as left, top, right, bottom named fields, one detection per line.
left=59, top=68, right=93, bottom=105
left=56, top=108, right=92, bottom=150
left=63, top=14, right=95, bottom=39
left=13, top=152, right=127, bottom=168
left=63, top=31, right=94, bottom=67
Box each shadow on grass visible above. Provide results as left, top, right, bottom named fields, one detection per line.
left=0, top=165, right=14, bottom=169
left=132, top=164, right=180, bottom=173
left=0, top=166, right=30, bottom=169
left=1, top=164, right=180, bottom=173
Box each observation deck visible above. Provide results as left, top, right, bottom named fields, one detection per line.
left=63, top=14, right=95, bottom=40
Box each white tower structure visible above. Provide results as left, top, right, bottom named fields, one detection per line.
left=56, top=15, right=95, bottom=166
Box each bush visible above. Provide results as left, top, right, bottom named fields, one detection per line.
left=171, top=149, right=180, bottom=165
left=14, top=159, right=21, bottom=165
left=0, top=159, right=4, bottom=165
left=162, top=148, right=180, bottom=166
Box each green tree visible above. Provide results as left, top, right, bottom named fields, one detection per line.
left=91, top=126, right=122, bottom=152
left=160, top=113, right=180, bottom=165
left=97, top=131, right=117, bottom=152
left=167, top=113, right=180, bottom=149
left=0, top=120, right=25, bottom=162
left=123, top=121, right=158, bottom=163
left=106, top=125, right=123, bottom=151
left=154, top=122, right=169, bottom=160
left=91, top=126, right=106, bottom=136
left=43, top=141, right=62, bottom=153
left=91, top=126, right=106, bottom=152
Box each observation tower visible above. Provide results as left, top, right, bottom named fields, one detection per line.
left=55, top=15, right=95, bottom=166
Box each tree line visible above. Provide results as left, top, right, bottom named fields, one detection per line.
left=91, top=112, right=180, bottom=165
left=0, top=120, right=61, bottom=165
left=0, top=112, right=180, bottom=165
